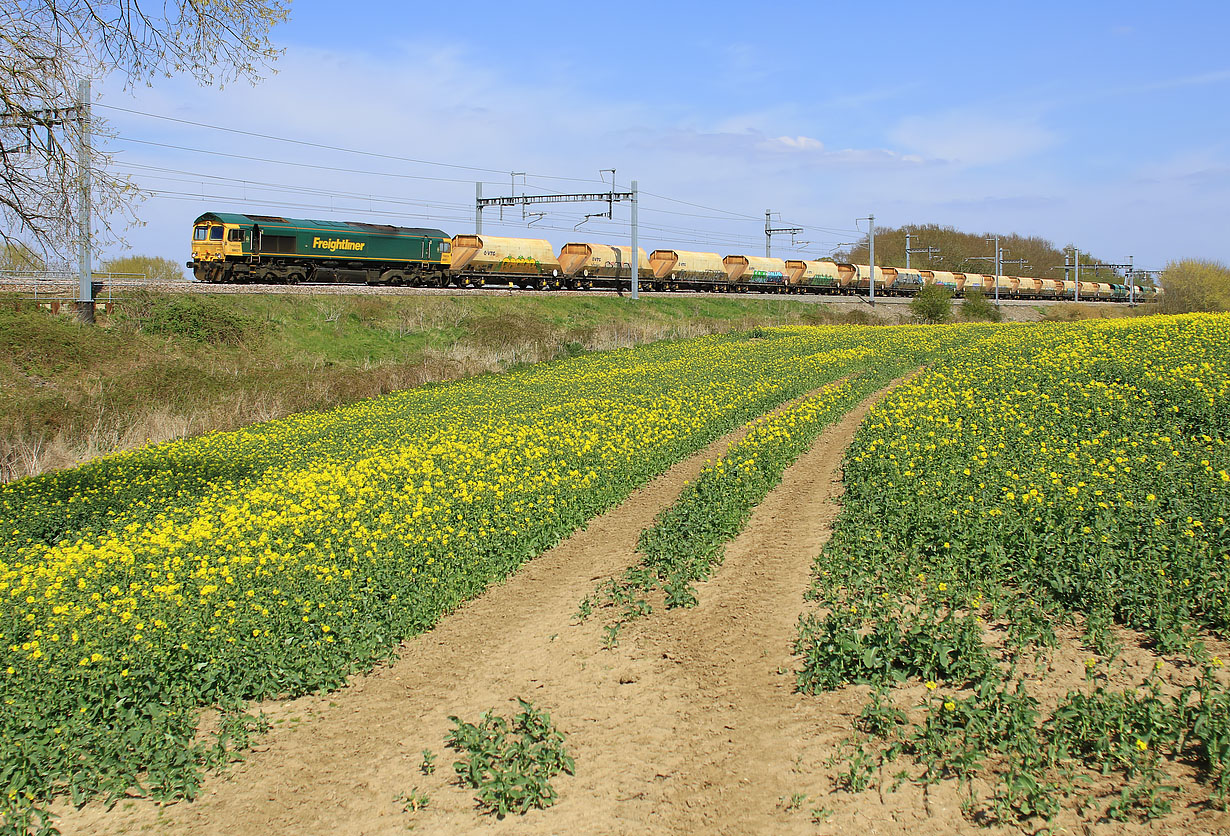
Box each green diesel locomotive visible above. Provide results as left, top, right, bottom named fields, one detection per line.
left=188, top=212, right=452, bottom=284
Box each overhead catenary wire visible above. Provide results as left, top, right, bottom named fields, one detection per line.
left=117, top=158, right=805, bottom=249
left=113, top=138, right=794, bottom=237
left=146, top=187, right=799, bottom=253
left=103, top=104, right=852, bottom=231
left=99, top=103, right=611, bottom=186
left=100, top=103, right=861, bottom=256
left=124, top=169, right=845, bottom=253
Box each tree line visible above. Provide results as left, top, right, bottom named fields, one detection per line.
left=837, top=223, right=1145, bottom=285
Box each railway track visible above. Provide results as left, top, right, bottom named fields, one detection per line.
left=0, top=278, right=1139, bottom=308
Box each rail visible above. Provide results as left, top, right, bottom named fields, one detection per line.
left=0, top=271, right=153, bottom=300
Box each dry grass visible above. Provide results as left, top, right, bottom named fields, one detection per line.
left=2, top=288, right=1046, bottom=484
left=1041, top=302, right=1138, bottom=321
left=1, top=301, right=794, bottom=483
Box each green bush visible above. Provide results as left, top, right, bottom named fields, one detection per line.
left=961, top=291, right=1003, bottom=322
left=1157, top=259, right=1230, bottom=314
left=141, top=296, right=254, bottom=344
left=909, top=284, right=954, bottom=324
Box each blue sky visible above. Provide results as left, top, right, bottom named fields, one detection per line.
left=97, top=0, right=1230, bottom=273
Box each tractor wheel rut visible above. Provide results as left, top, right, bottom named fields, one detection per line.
left=58, top=377, right=909, bottom=836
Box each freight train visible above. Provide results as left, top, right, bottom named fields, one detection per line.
left=188, top=212, right=1159, bottom=302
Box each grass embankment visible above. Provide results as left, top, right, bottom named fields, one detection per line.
left=0, top=290, right=860, bottom=481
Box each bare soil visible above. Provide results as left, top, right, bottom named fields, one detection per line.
left=55, top=379, right=893, bottom=836
left=54, top=377, right=1227, bottom=836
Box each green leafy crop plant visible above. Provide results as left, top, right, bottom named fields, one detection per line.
left=446, top=698, right=574, bottom=818
left=797, top=314, right=1230, bottom=827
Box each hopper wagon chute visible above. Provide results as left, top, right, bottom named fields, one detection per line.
left=922, top=270, right=959, bottom=292
left=649, top=250, right=727, bottom=290
left=558, top=243, right=651, bottom=290
left=449, top=235, right=562, bottom=288
left=722, top=255, right=788, bottom=291
left=784, top=259, right=843, bottom=291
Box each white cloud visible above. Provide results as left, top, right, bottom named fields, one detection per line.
left=771, top=135, right=824, bottom=152
left=889, top=111, right=1057, bottom=166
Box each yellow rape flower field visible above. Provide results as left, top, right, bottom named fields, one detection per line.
left=1, top=314, right=1228, bottom=833
left=797, top=313, right=1230, bottom=827
left=0, top=323, right=952, bottom=829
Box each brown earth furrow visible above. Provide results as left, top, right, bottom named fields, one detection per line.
left=57, top=379, right=886, bottom=836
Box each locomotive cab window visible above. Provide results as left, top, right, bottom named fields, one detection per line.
left=193, top=226, right=209, bottom=241
left=227, top=229, right=243, bottom=242
left=209, top=227, right=223, bottom=241
left=441, top=240, right=451, bottom=253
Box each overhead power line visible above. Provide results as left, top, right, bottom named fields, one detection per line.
left=99, top=103, right=609, bottom=185
left=101, top=103, right=864, bottom=254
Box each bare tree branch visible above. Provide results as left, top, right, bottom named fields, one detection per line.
left=0, top=0, right=288, bottom=258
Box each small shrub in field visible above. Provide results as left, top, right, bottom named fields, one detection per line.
left=910, top=284, right=954, bottom=323
left=961, top=291, right=1003, bottom=322
left=837, top=308, right=876, bottom=326
left=447, top=699, right=574, bottom=818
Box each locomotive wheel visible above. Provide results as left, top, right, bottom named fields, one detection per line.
left=380, top=270, right=406, bottom=285
left=286, top=271, right=305, bottom=285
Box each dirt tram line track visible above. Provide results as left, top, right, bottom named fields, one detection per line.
left=59, top=377, right=911, bottom=836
